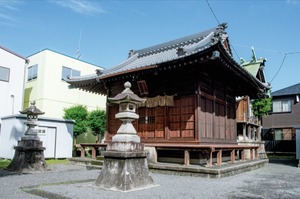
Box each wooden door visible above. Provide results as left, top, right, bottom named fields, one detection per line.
left=169, top=96, right=195, bottom=139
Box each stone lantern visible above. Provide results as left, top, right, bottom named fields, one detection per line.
left=20, top=101, right=45, bottom=137
left=95, top=82, right=155, bottom=191
left=108, top=81, right=145, bottom=147
left=7, top=101, right=47, bottom=173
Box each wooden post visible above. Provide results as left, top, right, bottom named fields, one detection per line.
left=184, top=150, right=190, bottom=165
left=251, top=148, right=257, bottom=160
left=217, top=150, right=222, bottom=165
left=207, top=150, right=213, bottom=167
left=255, top=148, right=258, bottom=159
left=243, top=124, right=246, bottom=141
left=241, top=149, right=245, bottom=161
left=231, top=149, right=235, bottom=163
left=91, top=147, right=96, bottom=159
left=80, top=145, right=85, bottom=158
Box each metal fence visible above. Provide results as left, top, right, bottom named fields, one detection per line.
left=264, top=140, right=296, bottom=153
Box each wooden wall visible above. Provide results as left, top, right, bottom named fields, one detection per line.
left=106, top=91, right=236, bottom=144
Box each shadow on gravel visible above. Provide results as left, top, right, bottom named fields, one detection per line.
left=268, top=158, right=298, bottom=167
left=0, top=169, right=27, bottom=178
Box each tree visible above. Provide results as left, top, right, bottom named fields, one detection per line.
left=252, top=97, right=272, bottom=118
left=63, top=105, right=89, bottom=139
left=251, top=97, right=272, bottom=140
left=87, top=109, right=106, bottom=142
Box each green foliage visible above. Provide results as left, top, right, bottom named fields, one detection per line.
left=0, top=159, right=10, bottom=170
left=46, top=159, right=69, bottom=165
left=252, top=97, right=272, bottom=118
left=63, top=105, right=88, bottom=138
left=87, top=109, right=106, bottom=138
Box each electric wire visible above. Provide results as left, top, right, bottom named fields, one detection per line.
left=270, top=53, right=287, bottom=83
left=233, top=44, right=300, bottom=83
left=205, top=0, right=220, bottom=25
left=205, top=0, right=240, bottom=59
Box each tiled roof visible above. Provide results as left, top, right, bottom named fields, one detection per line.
left=100, top=25, right=224, bottom=78
left=272, top=83, right=300, bottom=97
left=67, top=23, right=269, bottom=96
left=68, top=23, right=228, bottom=83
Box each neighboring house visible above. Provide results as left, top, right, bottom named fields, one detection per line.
left=0, top=46, right=29, bottom=127
left=24, top=49, right=106, bottom=119
left=262, top=83, right=300, bottom=153
left=68, top=23, right=269, bottom=166
left=236, top=49, right=269, bottom=157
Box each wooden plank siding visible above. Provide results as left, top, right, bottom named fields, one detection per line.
left=106, top=87, right=236, bottom=144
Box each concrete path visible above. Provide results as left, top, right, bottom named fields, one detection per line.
left=0, top=159, right=299, bottom=199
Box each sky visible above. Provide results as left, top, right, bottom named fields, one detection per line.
left=1, top=0, right=299, bottom=92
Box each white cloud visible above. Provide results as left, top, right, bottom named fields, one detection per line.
left=0, top=0, right=21, bottom=26
left=0, top=0, right=22, bottom=10
left=51, top=0, right=105, bottom=15
left=286, top=0, right=299, bottom=5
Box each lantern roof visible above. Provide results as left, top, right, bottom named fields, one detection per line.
left=20, top=101, right=45, bottom=115
left=108, top=82, right=146, bottom=104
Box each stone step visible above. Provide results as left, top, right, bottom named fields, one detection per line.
left=86, top=165, right=102, bottom=170
left=69, top=157, right=104, bottom=170
left=91, top=159, right=104, bottom=166
left=68, top=157, right=93, bottom=166
left=96, top=156, right=104, bottom=161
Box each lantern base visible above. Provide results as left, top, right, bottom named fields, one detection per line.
left=107, top=141, right=144, bottom=152
left=6, top=136, right=47, bottom=173
left=95, top=150, right=155, bottom=192
left=112, top=133, right=140, bottom=143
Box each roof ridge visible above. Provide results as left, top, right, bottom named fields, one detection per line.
left=134, top=24, right=226, bottom=58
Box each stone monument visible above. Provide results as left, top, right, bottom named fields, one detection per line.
left=95, top=82, right=155, bottom=191
left=7, top=101, right=48, bottom=173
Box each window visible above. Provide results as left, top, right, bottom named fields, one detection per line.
left=28, top=64, right=38, bottom=81
left=0, top=66, right=10, bottom=82
left=61, top=66, right=80, bottom=81
left=138, top=116, right=155, bottom=124
left=274, top=129, right=283, bottom=140
left=272, top=100, right=291, bottom=113
left=273, top=128, right=295, bottom=140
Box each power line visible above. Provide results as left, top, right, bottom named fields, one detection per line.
left=269, top=51, right=300, bottom=83
left=233, top=44, right=300, bottom=55
left=205, top=0, right=240, bottom=59
left=270, top=53, right=287, bottom=83
left=205, top=0, right=220, bottom=25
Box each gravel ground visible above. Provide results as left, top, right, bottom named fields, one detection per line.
left=0, top=160, right=300, bottom=199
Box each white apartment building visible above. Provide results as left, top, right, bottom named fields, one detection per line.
left=0, top=46, right=28, bottom=125
left=25, top=49, right=106, bottom=118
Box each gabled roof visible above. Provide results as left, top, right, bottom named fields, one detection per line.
left=67, top=23, right=269, bottom=96
left=272, top=83, right=300, bottom=97
left=68, top=23, right=228, bottom=83
left=240, top=48, right=267, bottom=83
left=0, top=45, right=29, bottom=63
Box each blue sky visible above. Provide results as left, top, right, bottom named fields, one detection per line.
left=1, top=0, right=299, bottom=92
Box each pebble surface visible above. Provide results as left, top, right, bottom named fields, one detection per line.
left=0, top=160, right=299, bottom=199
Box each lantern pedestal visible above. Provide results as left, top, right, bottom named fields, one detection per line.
left=95, top=142, right=155, bottom=192
left=7, top=136, right=47, bottom=173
